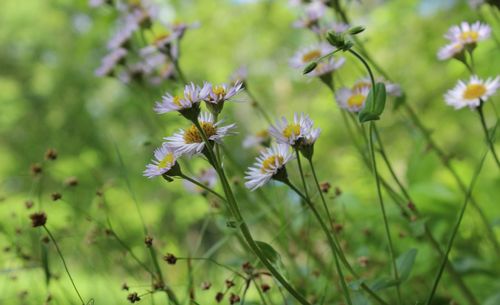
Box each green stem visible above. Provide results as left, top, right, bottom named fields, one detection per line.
left=179, top=173, right=226, bottom=201
left=347, top=49, right=376, bottom=89
left=192, top=120, right=312, bottom=305
left=43, top=226, right=85, bottom=305
left=295, top=148, right=310, bottom=198
left=477, top=102, right=500, bottom=167
left=305, top=158, right=353, bottom=305
left=425, top=149, right=489, bottom=305
left=368, top=122, right=402, bottom=304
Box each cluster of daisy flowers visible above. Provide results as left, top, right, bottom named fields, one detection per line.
left=245, top=113, right=321, bottom=190
left=438, top=21, right=499, bottom=110
left=92, top=0, right=197, bottom=85
left=144, top=81, right=242, bottom=179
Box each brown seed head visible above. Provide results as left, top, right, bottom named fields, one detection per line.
left=30, top=212, right=47, bottom=227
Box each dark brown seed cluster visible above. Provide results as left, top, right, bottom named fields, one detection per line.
left=144, top=236, right=153, bottom=247
left=163, top=253, right=177, bottom=265
left=229, top=293, right=240, bottom=304
left=30, top=212, right=47, bottom=227
left=127, top=292, right=140, bottom=303
left=51, top=193, right=62, bottom=201
left=45, top=148, right=58, bottom=160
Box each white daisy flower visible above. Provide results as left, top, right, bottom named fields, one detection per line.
left=143, top=144, right=179, bottom=178
left=107, top=20, right=138, bottom=50
left=95, top=48, right=127, bottom=77
left=437, top=41, right=465, bottom=61
left=293, top=0, right=327, bottom=29
left=335, top=86, right=371, bottom=113
left=204, top=81, right=244, bottom=104
left=269, top=113, right=319, bottom=147
left=154, top=82, right=210, bottom=114
left=290, top=43, right=334, bottom=69
left=444, top=75, right=500, bottom=109
left=243, top=129, right=271, bottom=149
left=245, top=144, right=294, bottom=191
left=444, top=21, right=491, bottom=45
left=164, top=112, right=236, bottom=156
left=183, top=168, right=217, bottom=194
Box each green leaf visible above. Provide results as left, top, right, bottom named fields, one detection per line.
left=396, top=248, right=418, bottom=282
left=484, top=293, right=500, bottom=305
left=255, top=241, right=287, bottom=279
left=359, top=82, right=386, bottom=123
left=369, top=277, right=399, bottom=291
left=256, top=241, right=281, bottom=263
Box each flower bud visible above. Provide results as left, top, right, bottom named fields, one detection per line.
left=302, top=61, right=318, bottom=74
left=348, top=26, right=365, bottom=35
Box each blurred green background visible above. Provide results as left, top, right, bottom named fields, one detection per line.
left=1, top=0, right=499, bottom=304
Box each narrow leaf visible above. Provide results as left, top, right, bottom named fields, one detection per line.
left=396, top=248, right=418, bottom=282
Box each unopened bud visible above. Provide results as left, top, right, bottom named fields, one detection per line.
left=348, top=26, right=365, bottom=35
left=303, top=61, right=318, bottom=74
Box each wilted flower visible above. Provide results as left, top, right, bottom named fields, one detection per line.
left=444, top=21, right=491, bottom=45
left=154, top=82, right=210, bottom=118
left=143, top=144, right=180, bottom=178
left=165, top=112, right=236, bottom=156
left=444, top=75, right=499, bottom=109
left=95, top=48, right=127, bottom=77
left=290, top=43, right=334, bottom=70
left=335, top=86, right=370, bottom=112
left=245, top=144, right=294, bottom=190
left=269, top=113, right=320, bottom=147
left=183, top=168, right=217, bottom=194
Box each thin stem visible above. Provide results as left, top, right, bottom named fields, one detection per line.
left=368, top=122, right=402, bottom=304
left=286, top=179, right=389, bottom=305
left=347, top=49, right=376, bottom=89
left=425, top=149, right=489, bottom=305
left=192, top=120, right=312, bottom=305
left=477, top=102, right=500, bottom=167
left=245, top=83, right=273, bottom=124
left=179, top=173, right=226, bottom=201
left=295, top=148, right=310, bottom=199
left=305, top=158, right=353, bottom=305
left=43, top=226, right=85, bottom=305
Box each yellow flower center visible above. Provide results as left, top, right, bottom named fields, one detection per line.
left=459, top=31, right=479, bottom=42
left=261, top=155, right=284, bottom=173
left=347, top=94, right=366, bottom=109
left=463, top=83, right=486, bottom=100
left=282, top=123, right=301, bottom=139
left=183, top=122, right=217, bottom=144
left=212, top=86, right=226, bottom=96
left=302, top=50, right=322, bottom=63
left=158, top=153, right=175, bottom=169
